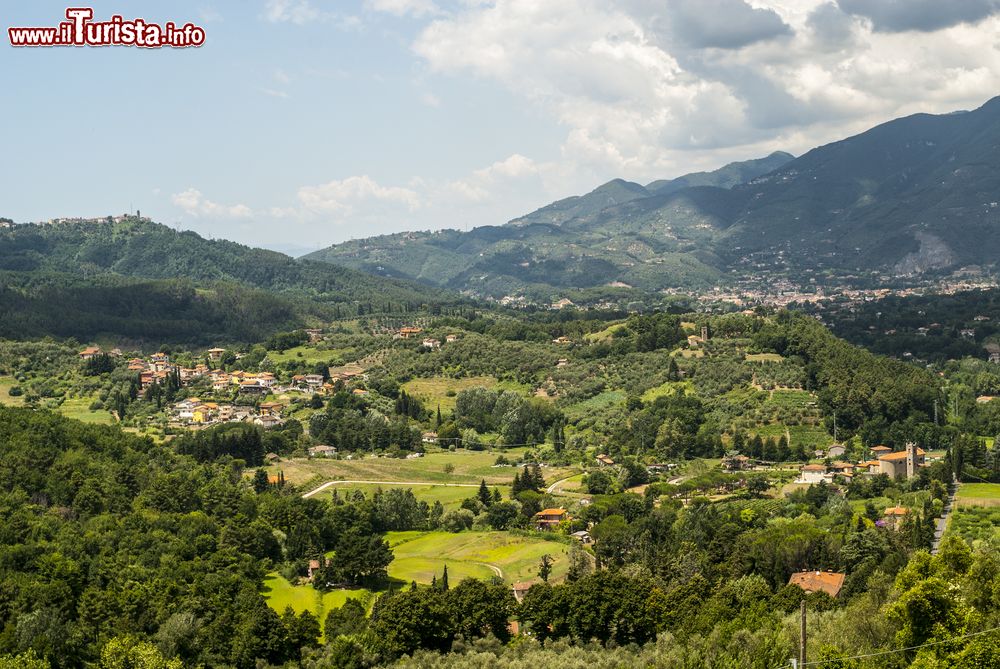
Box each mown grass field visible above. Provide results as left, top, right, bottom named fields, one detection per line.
left=262, top=573, right=372, bottom=638
left=262, top=530, right=575, bottom=631
left=401, top=376, right=530, bottom=414
left=584, top=322, right=627, bottom=342
left=0, top=377, right=24, bottom=406
left=957, top=483, right=1000, bottom=507
left=388, top=530, right=572, bottom=584
left=272, top=448, right=579, bottom=488
left=313, top=481, right=510, bottom=511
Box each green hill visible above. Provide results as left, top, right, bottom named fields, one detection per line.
left=0, top=219, right=466, bottom=343
left=306, top=95, right=1000, bottom=298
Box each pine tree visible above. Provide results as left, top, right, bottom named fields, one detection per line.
left=441, top=565, right=449, bottom=591
left=512, top=471, right=523, bottom=495
left=477, top=479, right=491, bottom=506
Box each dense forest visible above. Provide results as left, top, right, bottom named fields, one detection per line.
left=4, top=404, right=1000, bottom=668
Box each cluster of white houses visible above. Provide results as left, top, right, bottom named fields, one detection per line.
left=170, top=397, right=285, bottom=428
left=795, top=442, right=926, bottom=484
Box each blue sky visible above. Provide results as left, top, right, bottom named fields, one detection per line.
left=3, top=0, right=1000, bottom=255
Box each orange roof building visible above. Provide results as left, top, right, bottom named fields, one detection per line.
left=788, top=570, right=846, bottom=598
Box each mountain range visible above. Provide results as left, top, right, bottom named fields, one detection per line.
left=305, top=96, right=1000, bottom=299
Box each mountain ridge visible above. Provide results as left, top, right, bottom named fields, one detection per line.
left=306, top=95, right=1000, bottom=299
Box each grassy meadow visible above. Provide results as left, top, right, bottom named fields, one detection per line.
left=273, top=448, right=579, bottom=489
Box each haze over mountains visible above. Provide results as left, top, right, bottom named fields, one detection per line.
left=305, top=96, right=1000, bottom=299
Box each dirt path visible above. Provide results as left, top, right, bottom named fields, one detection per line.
left=302, top=479, right=481, bottom=499
left=546, top=474, right=578, bottom=495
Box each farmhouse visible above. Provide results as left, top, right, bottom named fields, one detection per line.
left=398, top=326, right=423, bottom=339
left=512, top=582, right=535, bottom=603
left=79, top=346, right=102, bottom=360
left=596, top=454, right=615, bottom=467
left=534, top=508, right=568, bottom=530
left=206, top=347, right=226, bottom=361
left=308, top=445, right=337, bottom=458
left=881, top=506, right=909, bottom=530
left=797, top=464, right=832, bottom=484
left=788, top=570, right=846, bottom=598
left=422, top=338, right=441, bottom=350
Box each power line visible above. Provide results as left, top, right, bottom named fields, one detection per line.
left=783, top=624, right=1000, bottom=667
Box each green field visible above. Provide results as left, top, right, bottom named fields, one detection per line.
left=0, top=377, right=24, bottom=406
left=752, top=423, right=832, bottom=449
left=57, top=394, right=115, bottom=425
left=262, top=573, right=371, bottom=637
left=584, top=322, right=627, bottom=342
left=313, top=482, right=510, bottom=511
left=401, top=376, right=530, bottom=414
left=641, top=381, right=692, bottom=403
left=388, top=530, right=572, bottom=584
left=275, top=448, right=579, bottom=488
left=948, top=506, right=1000, bottom=542
left=266, top=345, right=350, bottom=365
left=564, top=390, right=625, bottom=419
left=746, top=353, right=784, bottom=363
left=764, top=389, right=816, bottom=408
left=262, top=530, right=576, bottom=629
left=957, top=483, right=1000, bottom=506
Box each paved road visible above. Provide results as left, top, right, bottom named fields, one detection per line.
left=302, top=479, right=481, bottom=499
left=931, top=480, right=959, bottom=554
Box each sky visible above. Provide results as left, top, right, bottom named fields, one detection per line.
left=2, top=0, right=1000, bottom=255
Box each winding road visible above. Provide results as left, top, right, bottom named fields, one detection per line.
left=302, top=479, right=481, bottom=499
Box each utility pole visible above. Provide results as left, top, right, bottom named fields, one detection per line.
left=833, top=412, right=837, bottom=443
left=934, top=399, right=939, bottom=426
left=799, top=600, right=807, bottom=668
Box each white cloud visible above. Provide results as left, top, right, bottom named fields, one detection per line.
left=273, top=68, right=292, bottom=85
left=263, top=0, right=320, bottom=24
left=262, top=0, right=361, bottom=28
left=172, top=189, right=254, bottom=219
left=260, top=88, right=289, bottom=99
left=365, top=0, right=441, bottom=18
left=411, top=0, right=1000, bottom=184
left=420, top=91, right=441, bottom=107
left=446, top=153, right=542, bottom=201
left=296, top=175, right=422, bottom=214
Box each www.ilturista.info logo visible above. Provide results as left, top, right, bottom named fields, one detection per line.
left=8, top=8, right=206, bottom=48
